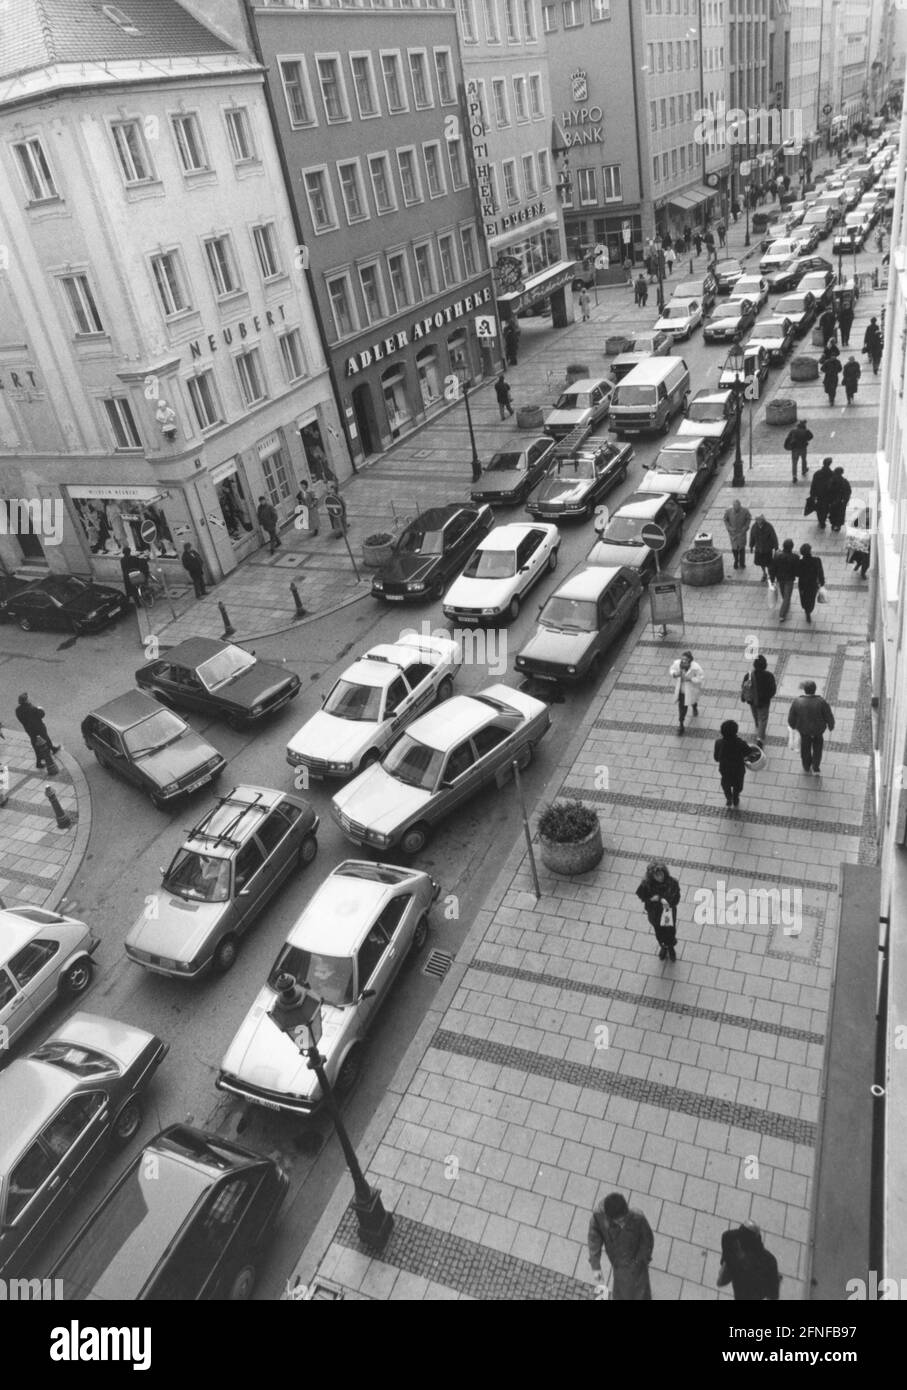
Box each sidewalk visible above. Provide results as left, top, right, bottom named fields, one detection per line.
left=0, top=730, right=91, bottom=915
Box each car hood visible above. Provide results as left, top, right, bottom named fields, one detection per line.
left=655, top=314, right=692, bottom=331
left=376, top=554, right=440, bottom=585
left=531, top=474, right=594, bottom=506
left=332, top=762, right=432, bottom=833
left=221, top=986, right=349, bottom=1100
left=444, top=573, right=517, bottom=607
left=126, top=894, right=225, bottom=962
left=211, top=666, right=296, bottom=710
left=60, top=585, right=124, bottom=615
left=471, top=470, right=525, bottom=496
left=545, top=406, right=592, bottom=428
left=587, top=541, right=647, bottom=571
left=678, top=420, right=725, bottom=439
left=136, top=732, right=220, bottom=788
left=287, top=709, right=377, bottom=765
left=519, top=626, right=596, bottom=666
left=639, top=471, right=695, bottom=496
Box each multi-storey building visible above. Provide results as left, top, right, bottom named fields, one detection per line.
left=246, top=0, right=497, bottom=467
left=0, top=0, right=344, bottom=586
left=727, top=0, right=772, bottom=208
left=775, top=0, right=825, bottom=159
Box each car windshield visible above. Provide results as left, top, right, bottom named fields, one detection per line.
left=163, top=848, right=231, bottom=902
left=30, top=1042, right=118, bottom=1076
left=776, top=299, right=803, bottom=315
left=661, top=302, right=693, bottom=318
left=557, top=453, right=600, bottom=479
left=538, top=595, right=598, bottom=632
left=720, top=262, right=742, bottom=276
left=628, top=337, right=657, bottom=351
left=323, top=678, right=383, bottom=723
left=736, top=280, right=763, bottom=294
left=486, top=452, right=524, bottom=473
left=463, top=549, right=516, bottom=579
left=269, top=945, right=355, bottom=1008
left=396, top=525, right=445, bottom=556
left=757, top=323, right=786, bottom=340
left=43, top=576, right=89, bottom=600
left=383, top=733, right=445, bottom=790
left=123, top=708, right=185, bottom=756
left=602, top=517, right=644, bottom=543
left=196, top=645, right=257, bottom=690
left=554, top=391, right=592, bottom=409
left=615, top=385, right=655, bottom=406
left=653, top=455, right=695, bottom=474
left=688, top=400, right=726, bottom=422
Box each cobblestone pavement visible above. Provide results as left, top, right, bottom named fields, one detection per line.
left=0, top=729, right=91, bottom=913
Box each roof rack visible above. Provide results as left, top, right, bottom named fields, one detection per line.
left=189, top=788, right=268, bottom=848
left=553, top=423, right=594, bottom=458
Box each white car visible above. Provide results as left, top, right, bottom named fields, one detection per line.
left=0, top=905, right=99, bottom=1055
left=286, top=632, right=458, bottom=779
left=544, top=378, right=613, bottom=439
left=442, top=522, right=559, bottom=625
left=654, top=298, right=702, bottom=340
left=734, top=275, right=769, bottom=310
left=759, top=237, right=809, bottom=273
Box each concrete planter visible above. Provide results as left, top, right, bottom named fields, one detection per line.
left=681, top=538, right=724, bottom=586
left=790, top=356, right=819, bottom=381
left=362, top=535, right=394, bottom=568
left=811, top=326, right=827, bottom=347
left=605, top=336, right=631, bottom=356
left=766, top=398, right=798, bottom=427
left=516, top=405, right=545, bottom=430
left=539, top=823, right=604, bottom=876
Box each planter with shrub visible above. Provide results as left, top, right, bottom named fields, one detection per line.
left=537, top=799, right=604, bottom=876
left=766, top=398, right=798, bottom=427
left=362, top=532, right=394, bottom=568
left=516, top=404, right=545, bottom=429
left=604, top=336, right=630, bottom=356
left=681, top=534, right=724, bottom=586
left=790, top=356, right=819, bottom=382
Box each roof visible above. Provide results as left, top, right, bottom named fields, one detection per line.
left=155, top=636, right=230, bottom=669
left=691, top=390, right=731, bottom=403
left=478, top=523, right=549, bottom=550
left=553, top=567, right=618, bottom=601
left=288, top=870, right=394, bottom=956
left=658, top=437, right=704, bottom=453
left=405, top=694, right=498, bottom=751
left=0, top=1058, right=76, bottom=1174
left=411, top=505, right=467, bottom=530
left=185, top=786, right=285, bottom=852
left=341, top=658, right=398, bottom=690
left=617, top=494, right=672, bottom=518
left=0, top=0, right=233, bottom=82
left=559, top=378, right=608, bottom=394
left=92, top=688, right=166, bottom=729
left=0, top=908, right=44, bottom=963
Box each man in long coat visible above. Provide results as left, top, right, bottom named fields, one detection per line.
left=588, top=1192, right=655, bottom=1300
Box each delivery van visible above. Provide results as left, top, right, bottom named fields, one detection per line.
left=608, top=356, right=691, bottom=437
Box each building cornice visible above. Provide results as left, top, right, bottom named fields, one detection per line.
left=0, top=54, right=263, bottom=111
left=115, top=359, right=182, bottom=384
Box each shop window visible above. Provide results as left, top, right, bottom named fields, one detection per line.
left=416, top=348, right=441, bottom=408
left=381, top=368, right=412, bottom=437
left=72, top=496, right=179, bottom=559
left=299, top=420, right=333, bottom=483
left=261, top=447, right=293, bottom=505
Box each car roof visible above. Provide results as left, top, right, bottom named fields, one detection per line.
left=339, top=658, right=398, bottom=690
left=617, top=493, right=673, bottom=517
left=659, top=435, right=703, bottom=450
left=405, top=691, right=511, bottom=751
left=287, top=865, right=399, bottom=955
left=90, top=688, right=172, bottom=730
left=736, top=274, right=765, bottom=283
left=552, top=567, right=620, bottom=600
left=0, top=1058, right=78, bottom=1174
left=183, top=786, right=290, bottom=855
left=691, top=389, right=731, bottom=404
left=0, top=908, right=44, bottom=963
left=411, top=504, right=472, bottom=530
left=478, top=523, right=552, bottom=550
left=155, top=636, right=233, bottom=668
left=560, top=378, right=608, bottom=392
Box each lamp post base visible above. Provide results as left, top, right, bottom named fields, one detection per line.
left=352, top=1187, right=395, bottom=1250
left=732, top=456, right=746, bottom=487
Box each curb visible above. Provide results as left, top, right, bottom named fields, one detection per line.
left=149, top=583, right=373, bottom=651
left=45, top=746, right=93, bottom=914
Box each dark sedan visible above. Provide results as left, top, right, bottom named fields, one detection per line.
left=714, top=259, right=744, bottom=293
left=770, top=253, right=834, bottom=293
left=470, top=436, right=556, bottom=505
left=525, top=439, right=633, bottom=520
left=371, top=504, right=494, bottom=602
left=4, top=574, right=129, bottom=635
left=82, top=689, right=226, bottom=810
left=136, top=637, right=300, bottom=730
left=0, top=573, right=29, bottom=620
left=746, top=316, right=796, bottom=364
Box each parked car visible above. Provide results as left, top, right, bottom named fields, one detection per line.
left=734, top=274, right=769, bottom=311
left=135, top=637, right=300, bottom=730
left=515, top=567, right=642, bottom=684
left=81, top=690, right=225, bottom=811
left=774, top=291, right=818, bottom=337
left=833, top=214, right=869, bottom=253
left=331, top=685, right=550, bottom=854
left=370, top=504, right=494, bottom=602
left=525, top=439, right=633, bottom=520
left=3, top=574, right=129, bottom=635
left=0, top=574, right=29, bottom=621
left=442, top=522, right=559, bottom=625
left=793, top=223, right=822, bottom=254
left=673, top=274, right=717, bottom=313
left=0, top=905, right=98, bottom=1056
left=51, top=1124, right=287, bottom=1301
left=759, top=218, right=797, bottom=252
left=677, top=388, right=740, bottom=454
left=798, top=269, right=836, bottom=310
left=638, top=437, right=718, bottom=511
left=764, top=257, right=802, bottom=291
left=654, top=297, right=703, bottom=341
left=610, top=331, right=672, bottom=381
left=702, top=296, right=757, bottom=343
left=544, top=378, right=614, bottom=439
left=469, top=436, right=556, bottom=505
left=746, top=315, right=796, bottom=363
left=0, top=1013, right=167, bottom=1277
left=768, top=251, right=833, bottom=292
left=586, top=493, right=684, bottom=585
left=800, top=206, right=835, bottom=240
left=217, top=862, right=439, bottom=1115
left=125, top=786, right=319, bottom=978
left=714, top=259, right=744, bottom=294
left=718, top=343, right=769, bottom=392
left=759, top=236, right=810, bottom=274
left=286, top=632, right=458, bottom=779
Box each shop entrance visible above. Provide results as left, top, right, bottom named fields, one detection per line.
left=381, top=366, right=412, bottom=441
left=213, top=465, right=254, bottom=545
left=299, top=419, right=333, bottom=483
left=351, top=383, right=378, bottom=456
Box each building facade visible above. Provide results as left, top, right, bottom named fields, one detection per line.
left=0, top=0, right=344, bottom=587
left=248, top=1, right=498, bottom=468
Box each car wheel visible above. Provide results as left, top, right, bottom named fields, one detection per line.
left=660, top=415, right=671, bottom=435
left=17, top=615, right=33, bottom=632
left=93, top=748, right=108, bottom=769
left=61, top=956, right=94, bottom=995
left=149, top=790, right=170, bottom=811
left=111, top=1098, right=143, bottom=1146
left=213, top=934, right=238, bottom=974
left=412, top=912, right=430, bottom=953
left=228, top=1265, right=257, bottom=1301
left=297, top=834, right=318, bottom=868
left=508, top=595, right=521, bottom=622
left=360, top=748, right=382, bottom=769
left=436, top=676, right=454, bottom=703
left=514, top=743, right=533, bottom=773
left=547, top=548, right=558, bottom=573
left=336, top=1044, right=363, bottom=1096
left=629, top=599, right=641, bottom=625
left=227, top=711, right=247, bottom=732
left=400, top=822, right=431, bottom=856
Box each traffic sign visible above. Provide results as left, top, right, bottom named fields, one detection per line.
left=475, top=314, right=496, bottom=339
left=140, top=519, right=157, bottom=545
left=621, top=221, right=632, bottom=244
left=641, top=522, right=667, bottom=551
left=823, top=104, right=833, bottom=115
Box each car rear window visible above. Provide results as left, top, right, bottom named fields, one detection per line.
left=30, top=1043, right=117, bottom=1077
left=337, top=864, right=410, bottom=884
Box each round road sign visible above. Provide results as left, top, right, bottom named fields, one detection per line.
left=641, top=522, right=667, bottom=551
left=823, top=104, right=833, bottom=116
left=140, top=519, right=157, bottom=545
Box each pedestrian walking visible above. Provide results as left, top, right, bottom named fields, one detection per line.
left=622, top=254, right=633, bottom=284
left=742, top=654, right=777, bottom=747
left=669, top=649, right=703, bottom=735
left=807, top=456, right=835, bottom=529
left=828, top=466, right=852, bottom=532
left=588, top=1192, right=655, bottom=1299
left=797, top=542, right=825, bottom=623
left=821, top=352, right=842, bottom=406
left=717, top=218, right=727, bottom=248
left=15, top=693, right=60, bottom=767
left=662, top=231, right=673, bottom=252
left=724, top=500, right=752, bottom=571
left=842, top=354, right=861, bottom=405
left=578, top=288, right=591, bottom=321
left=863, top=316, right=883, bottom=374
left=637, top=274, right=649, bottom=307
left=325, top=482, right=347, bottom=538
left=704, top=229, right=715, bottom=257
left=821, top=337, right=840, bottom=362
left=876, top=226, right=886, bottom=254
left=635, top=860, right=681, bottom=962
left=119, top=545, right=149, bottom=605
left=714, top=719, right=752, bottom=809
left=818, top=306, right=837, bottom=345
left=784, top=418, right=813, bottom=482
left=770, top=538, right=800, bottom=622
left=837, top=301, right=854, bottom=347
left=664, top=245, right=676, bottom=276
left=494, top=372, right=514, bottom=420
left=718, top=1224, right=781, bottom=1301
left=730, top=197, right=740, bottom=223
left=682, top=224, right=692, bottom=251
left=749, top=514, right=779, bottom=582
left=788, top=679, right=835, bottom=775
left=181, top=542, right=207, bottom=598
left=503, top=318, right=520, bottom=365
left=694, top=231, right=703, bottom=257
left=645, top=251, right=657, bottom=282
left=256, top=495, right=281, bottom=553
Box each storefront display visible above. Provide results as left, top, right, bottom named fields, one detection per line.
left=68, top=486, right=181, bottom=560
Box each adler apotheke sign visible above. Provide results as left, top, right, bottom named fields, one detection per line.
left=344, top=287, right=493, bottom=377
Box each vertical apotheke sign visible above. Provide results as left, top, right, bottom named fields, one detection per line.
left=467, top=80, right=497, bottom=237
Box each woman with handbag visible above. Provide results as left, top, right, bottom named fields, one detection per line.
left=797, top=542, right=826, bottom=624
left=714, top=719, right=752, bottom=809
left=743, top=654, right=777, bottom=747
left=635, top=860, right=681, bottom=962
left=748, top=515, right=778, bottom=583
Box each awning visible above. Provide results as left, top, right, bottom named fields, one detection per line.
left=496, top=259, right=577, bottom=306
left=669, top=185, right=713, bottom=210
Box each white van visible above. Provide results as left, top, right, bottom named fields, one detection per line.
left=608, top=357, right=691, bottom=437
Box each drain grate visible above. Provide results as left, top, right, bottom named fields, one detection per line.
left=423, top=949, right=454, bottom=980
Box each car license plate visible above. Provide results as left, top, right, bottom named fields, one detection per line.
left=460, top=615, right=478, bottom=624
left=253, top=1096, right=284, bottom=1112
left=386, top=594, right=403, bottom=601
left=184, top=777, right=207, bottom=794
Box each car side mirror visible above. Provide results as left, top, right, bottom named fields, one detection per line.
left=238, top=886, right=252, bottom=897
left=359, top=988, right=377, bottom=1001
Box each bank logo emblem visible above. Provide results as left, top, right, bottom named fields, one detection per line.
left=571, top=70, right=588, bottom=103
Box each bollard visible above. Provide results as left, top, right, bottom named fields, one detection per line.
left=35, top=737, right=58, bottom=777
left=690, top=256, right=694, bottom=274
left=219, top=602, right=236, bottom=638
left=290, top=582, right=307, bottom=619
left=45, top=784, right=72, bottom=829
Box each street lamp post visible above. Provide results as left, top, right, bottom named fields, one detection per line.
left=458, top=365, right=482, bottom=484
left=724, top=344, right=747, bottom=488
left=654, top=240, right=665, bottom=313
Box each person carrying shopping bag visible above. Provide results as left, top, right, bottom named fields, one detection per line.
left=742, top=654, right=776, bottom=748
left=635, top=860, right=681, bottom=962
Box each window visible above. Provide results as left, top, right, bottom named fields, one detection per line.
left=671, top=149, right=678, bottom=175
left=513, top=76, right=528, bottom=122
left=522, top=0, right=537, bottom=38
left=111, top=122, right=154, bottom=184
left=650, top=100, right=657, bottom=130
left=542, top=2, right=557, bottom=30
left=660, top=98, right=667, bottom=126
left=204, top=235, right=240, bottom=296
left=327, top=275, right=356, bottom=336
left=602, top=163, right=622, bottom=201
left=434, top=49, right=455, bottom=104
left=359, top=263, right=385, bottom=323
left=563, top=0, right=581, bottom=25
left=381, top=53, right=407, bottom=112
left=60, top=274, right=104, bottom=334
left=457, top=0, right=477, bottom=41
left=187, top=371, right=222, bottom=430
left=397, top=148, right=422, bottom=203
left=528, top=74, right=543, bottom=118
left=350, top=54, right=379, bottom=116
left=447, top=137, right=467, bottom=188
left=235, top=840, right=265, bottom=891
left=172, top=113, right=209, bottom=173
left=279, top=59, right=314, bottom=127
left=150, top=251, right=189, bottom=316
left=279, top=329, right=306, bottom=382
left=482, top=0, right=499, bottom=42
left=502, top=158, right=519, bottom=202
left=590, top=0, right=609, bottom=17
left=261, top=447, right=292, bottom=504
left=460, top=225, right=479, bottom=276
left=9, top=938, right=59, bottom=986
left=413, top=242, right=434, bottom=297
left=423, top=143, right=445, bottom=197
left=13, top=137, right=58, bottom=201
left=7, top=1143, right=55, bottom=1223
left=387, top=252, right=411, bottom=309
left=504, top=0, right=519, bottom=39
left=537, top=149, right=551, bottom=190
left=316, top=56, right=349, bottom=121
left=438, top=233, right=458, bottom=286
left=409, top=51, right=432, bottom=108
left=522, top=153, right=537, bottom=197
left=578, top=167, right=596, bottom=204
left=492, top=79, right=509, bottom=127
left=369, top=154, right=396, bottom=212
left=103, top=398, right=142, bottom=449
left=338, top=161, right=367, bottom=222
left=225, top=107, right=255, bottom=162
left=669, top=96, right=675, bottom=124
left=303, top=168, right=337, bottom=231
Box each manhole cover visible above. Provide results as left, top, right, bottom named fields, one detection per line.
left=423, top=949, right=454, bottom=980
left=271, top=553, right=306, bottom=568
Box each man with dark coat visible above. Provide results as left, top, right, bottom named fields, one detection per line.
left=494, top=373, right=514, bottom=421
left=15, top=693, right=60, bottom=767
left=256, top=496, right=281, bottom=553
left=784, top=419, right=813, bottom=482
left=821, top=352, right=842, bottom=406
left=588, top=1193, right=655, bottom=1300
left=120, top=545, right=149, bottom=604
left=744, top=654, right=777, bottom=746
left=749, top=514, right=779, bottom=582
left=788, top=679, right=835, bottom=774
left=818, top=306, right=837, bottom=345
left=718, top=1224, right=781, bottom=1300
left=635, top=859, right=681, bottom=961
left=842, top=354, right=861, bottom=405
left=181, top=542, right=207, bottom=598
left=797, top=542, right=826, bottom=624
left=714, top=718, right=751, bottom=809
left=837, top=301, right=854, bottom=346
left=808, top=456, right=835, bottom=529
left=770, top=538, right=800, bottom=621
left=863, top=316, right=883, bottom=374
left=828, top=466, right=852, bottom=532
